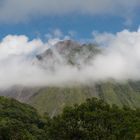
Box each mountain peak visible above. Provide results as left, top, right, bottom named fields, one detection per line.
left=36, top=40, right=99, bottom=68
left=55, top=40, right=81, bottom=50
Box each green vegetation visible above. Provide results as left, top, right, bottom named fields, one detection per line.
left=28, top=86, right=95, bottom=115
left=0, top=96, right=140, bottom=140
left=45, top=98, right=140, bottom=140
left=28, top=81, right=140, bottom=115
left=0, top=96, right=47, bottom=140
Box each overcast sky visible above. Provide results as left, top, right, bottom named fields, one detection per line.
left=0, top=0, right=140, bottom=39
left=0, top=0, right=139, bottom=22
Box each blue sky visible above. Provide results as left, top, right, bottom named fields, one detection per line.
left=0, top=0, right=140, bottom=41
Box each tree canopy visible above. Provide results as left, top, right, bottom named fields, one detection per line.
left=0, top=96, right=47, bottom=140
left=45, top=98, right=140, bottom=140
left=0, top=96, right=140, bottom=140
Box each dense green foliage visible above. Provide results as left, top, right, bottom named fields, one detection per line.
left=45, top=98, right=140, bottom=140
left=0, top=96, right=47, bottom=140
left=0, top=96, right=140, bottom=140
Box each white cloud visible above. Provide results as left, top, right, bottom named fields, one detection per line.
left=1, top=28, right=140, bottom=88
left=0, top=0, right=140, bottom=23
left=91, top=28, right=140, bottom=81
left=45, top=29, right=63, bottom=39
left=0, top=35, right=43, bottom=59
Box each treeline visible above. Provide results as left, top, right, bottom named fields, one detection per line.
left=0, top=96, right=140, bottom=140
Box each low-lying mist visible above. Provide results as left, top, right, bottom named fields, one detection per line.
left=1, top=28, right=140, bottom=89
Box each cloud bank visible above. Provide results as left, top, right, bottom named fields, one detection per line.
left=0, top=0, right=140, bottom=23
left=1, top=28, right=140, bottom=88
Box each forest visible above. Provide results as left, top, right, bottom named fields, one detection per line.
left=0, top=96, right=140, bottom=140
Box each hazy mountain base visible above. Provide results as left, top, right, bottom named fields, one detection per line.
left=1, top=81, right=140, bottom=116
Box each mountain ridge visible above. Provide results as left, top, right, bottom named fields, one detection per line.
left=0, top=40, right=140, bottom=116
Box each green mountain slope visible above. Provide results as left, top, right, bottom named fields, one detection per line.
left=27, top=81, right=140, bottom=116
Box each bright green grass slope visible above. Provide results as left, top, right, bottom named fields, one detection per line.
left=27, top=81, right=140, bottom=116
